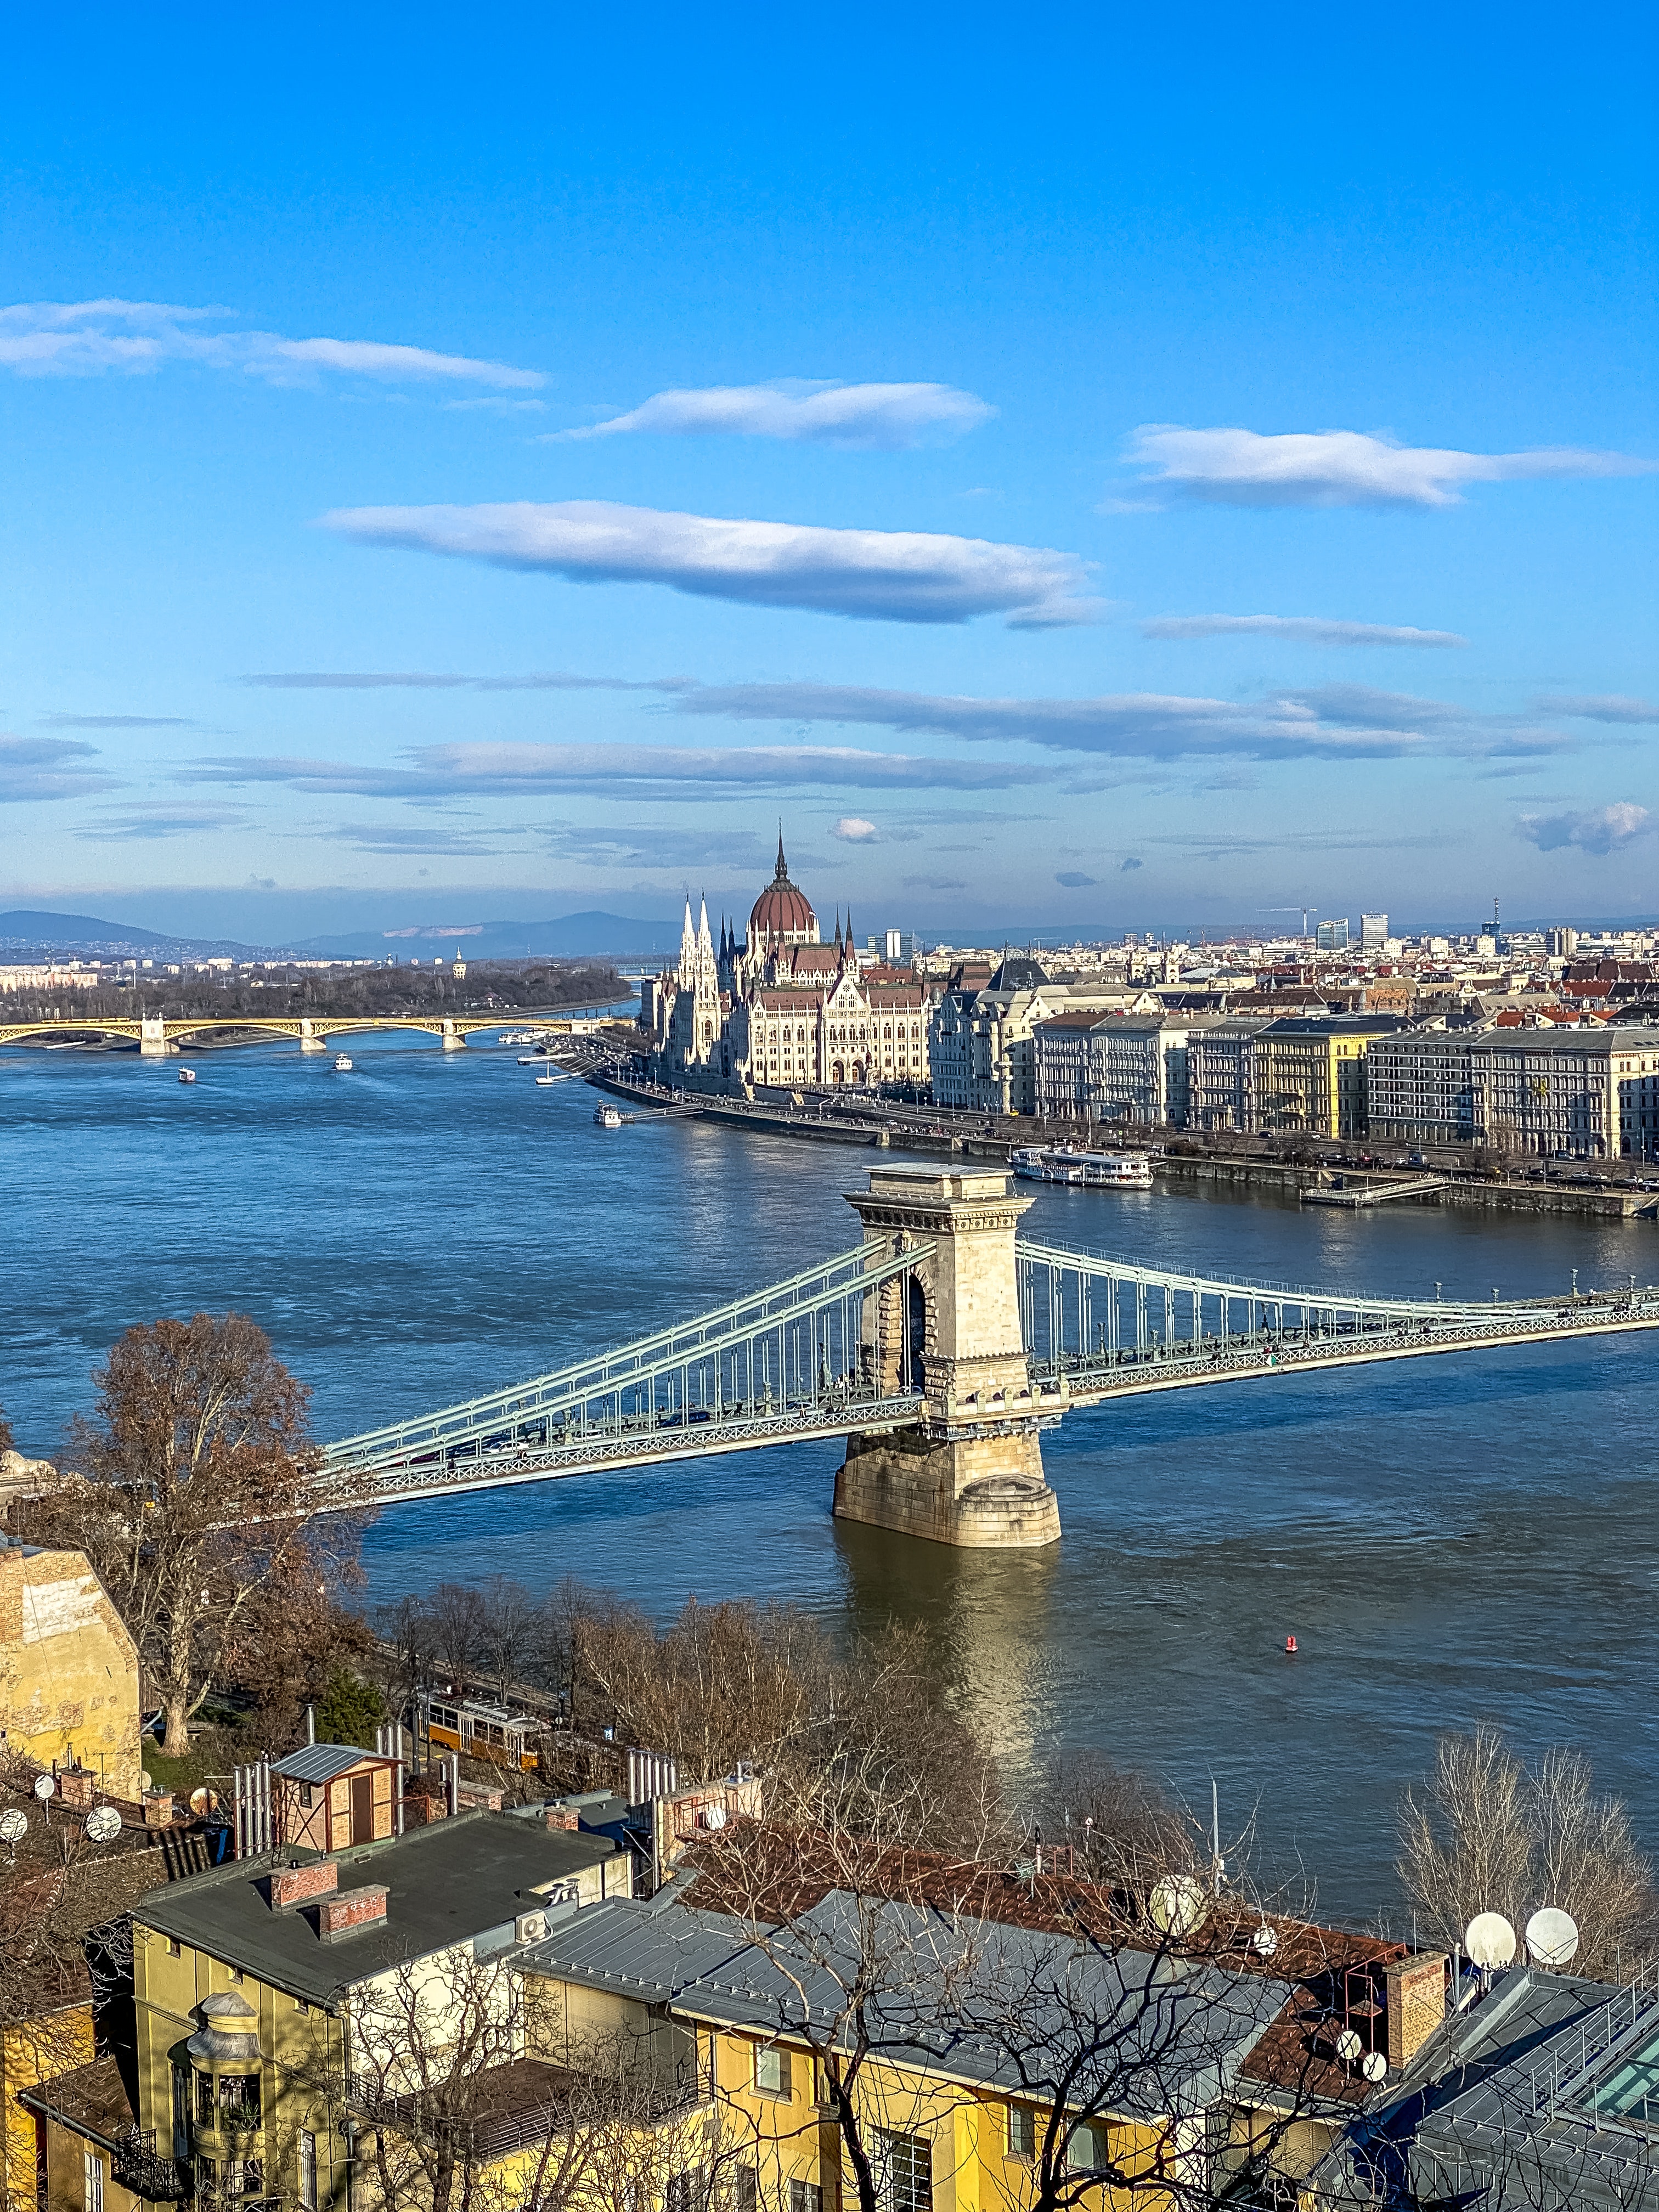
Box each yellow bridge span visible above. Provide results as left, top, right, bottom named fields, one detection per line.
left=0, top=1014, right=509, bottom=1056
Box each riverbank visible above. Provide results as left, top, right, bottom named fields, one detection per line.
left=590, top=1066, right=1659, bottom=1223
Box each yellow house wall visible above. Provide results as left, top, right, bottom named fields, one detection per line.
left=132, top=1922, right=352, bottom=2210
left=2, top=2005, right=94, bottom=2209
left=0, top=1545, right=142, bottom=1797
left=38, top=2115, right=147, bottom=2212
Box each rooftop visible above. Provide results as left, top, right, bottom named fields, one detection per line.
left=133, top=1812, right=618, bottom=2007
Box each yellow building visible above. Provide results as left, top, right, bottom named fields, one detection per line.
left=0, top=1537, right=142, bottom=1798
left=1246, top=1017, right=1400, bottom=1140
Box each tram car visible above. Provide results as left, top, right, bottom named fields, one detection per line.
left=421, top=1691, right=542, bottom=1773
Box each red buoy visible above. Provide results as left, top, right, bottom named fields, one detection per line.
left=1285, top=1635, right=1298, bottom=1654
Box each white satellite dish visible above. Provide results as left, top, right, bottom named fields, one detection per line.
left=33, top=1774, right=55, bottom=1801
left=1525, top=1906, right=1581, bottom=1968
left=1464, top=1911, right=1517, bottom=1969
left=1361, top=2050, right=1389, bottom=2084
left=1149, top=1873, right=1207, bottom=1938
left=1252, top=1922, right=1279, bottom=1958
left=1335, top=2028, right=1363, bottom=2064
left=85, top=1805, right=122, bottom=1844
left=701, top=1801, right=727, bottom=1831
left=0, top=1809, right=27, bottom=1845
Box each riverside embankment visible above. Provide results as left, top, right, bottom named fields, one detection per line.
left=588, top=1065, right=1658, bottom=1223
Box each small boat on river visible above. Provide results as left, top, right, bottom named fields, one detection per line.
left=177, top=1067, right=196, bottom=1084
left=594, top=1102, right=623, bottom=1128
left=1012, top=1145, right=1153, bottom=1188
left=334, top=1054, right=354, bottom=1072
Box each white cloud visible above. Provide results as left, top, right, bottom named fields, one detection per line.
left=180, top=741, right=1048, bottom=798
left=551, top=379, right=994, bottom=450
left=1533, top=695, right=1659, bottom=724
left=0, top=733, right=117, bottom=802
left=1519, top=802, right=1654, bottom=856
left=1141, top=613, right=1468, bottom=647
left=0, top=300, right=542, bottom=389
left=833, top=816, right=881, bottom=842
left=1120, top=425, right=1656, bottom=509
left=321, top=500, right=1096, bottom=627
left=74, top=803, right=250, bottom=842
left=669, top=678, right=1565, bottom=761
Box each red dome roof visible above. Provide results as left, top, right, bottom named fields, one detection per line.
left=749, top=836, right=818, bottom=945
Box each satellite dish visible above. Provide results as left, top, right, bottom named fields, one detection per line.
left=188, top=1787, right=219, bottom=1818
left=0, top=1809, right=27, bottom=1844
left=33, top=1774, right=55, bottom=1801
left=138, top=1770, right=153, bottom=1793
left=1149, top=1873, right=1207, bottom=1938
left=1335, top=2028, right=1363, bottom=2064
left=1251, top=1922, right=1279, bottom=1958
left=1361, top=2050, right=1389, bottom=2084
left=85, top=1805, right=122, bottom=1844
left=1464, top=1911, right=1518, bottom=1969
left=1525, top=1906, right=1581, bottom=1968
left=702, top=1801, right=727, bottom=1831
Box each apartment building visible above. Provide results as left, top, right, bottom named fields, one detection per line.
left=1185, top=1019, right=1272, bottom=1131
left=1247, top=1017, right=1401, bottom=1140
left=1365, top=1026, right=1659, bottom=1158
left=1031, top=1014, right=1215, bottom=1127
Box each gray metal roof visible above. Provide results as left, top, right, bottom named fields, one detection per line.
left=134, top=1813, right=620, bottom=2008
left=270, top=1741, right=390, bottom=1784
left=522, top=1888, right=1290, bottom=2121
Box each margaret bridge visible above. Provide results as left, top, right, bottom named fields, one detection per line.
left=323, top=1165, right=1659, bottom=1548
left=0, top=1013, right=508, bottom=1054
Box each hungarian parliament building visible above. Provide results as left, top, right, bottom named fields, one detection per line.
left=640, top=836, right=929, bottom=1094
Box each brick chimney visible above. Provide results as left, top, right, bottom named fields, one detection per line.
left=545, top=1805, right=580, bottom=1832
left=318, top=1884, right=389, bottom=1940
left=1384, top=1953, right=1448, bottom=2070
left=269, top=1860, right=339, bottom=1911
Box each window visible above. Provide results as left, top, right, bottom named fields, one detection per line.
left=299, top=2130, right=319, bottom=2211
left=84, top=2149, right=105, bottom=2212
left=1007, top=2106, right=1036, bottom=2160
left=220, top=2072, right=262, bottom=2126
left=299, top=1782, right=314, bottom=1810
left=1065, top=2123, right=1108, bottom=2174
left=754, top=2042, right=792, bottom=2097
left=196, top=2069, right=216, bottom=2126
left=167, top=1937, right=183, bottom=1958
left=876, top=2131, right=931, bottom=2212
left=735, top=2168, right=758, bottom=2212
left=791, top=2183, right=823, bottom=2212
left=666, top=2170, right=705, bottom=2212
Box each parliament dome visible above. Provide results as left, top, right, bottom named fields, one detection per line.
left=748, top=834, right=819, bottom=947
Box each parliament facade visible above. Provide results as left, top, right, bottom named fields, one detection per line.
left=642, top=836, right=929, bottom=1094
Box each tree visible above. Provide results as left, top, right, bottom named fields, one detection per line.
left=1037, top=1749, right=1200, bottom=1887
left=479, top=1574, right=538, bottom=1702
left=315, top=1663, right=387, bottom=1750
left=427, top=1580, right=489, bottom=1685
left=1398, top=1725, right=1658, bottom=1980
left=18, top=1312, right=372, bottom=1751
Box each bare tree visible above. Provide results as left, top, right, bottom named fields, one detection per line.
left=1037, top=1749, right=1200, bottom=1887
left=479, top=1575, right=539, bottom=1702
left=1400, top=1726, right=1658, bottom=1978
left=377, top=1593, right=441, bottom=1727
left=427, top=1581, right=490, bottom=1687
left=16, top=1313, right=371, bottom=1750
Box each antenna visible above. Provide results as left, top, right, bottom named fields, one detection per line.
left=1525, top=1906, right=1580, bottom=1968
left=1335, top=2028, right=1363, bottom=2064
left=1361, top=2050, right=1389, bottom=2084
left=1464, top=1911, right=1517, bottom=1970
left=1149, top=1872, right=1206, bottom=1938
left=1210, top=1776, right=1225, bottom=1894
left=0, top=1808, right=26, bottom=1859
left=85, top=1804, right=122, bottom=1845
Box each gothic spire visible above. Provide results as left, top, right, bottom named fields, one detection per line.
left=775, top=821, right=788, bottom=882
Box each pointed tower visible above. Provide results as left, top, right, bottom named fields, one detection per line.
left=844, top=910, right=855, bottom=969
left=677, top=896, right=696, bottom=988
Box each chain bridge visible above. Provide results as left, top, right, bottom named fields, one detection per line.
left=0, top=1014, right=504, bottom=1055
left=325, top=1166, right=1659, bottom=1547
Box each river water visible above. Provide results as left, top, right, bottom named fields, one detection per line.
left=6, top=1030, right=1657, bottom=1921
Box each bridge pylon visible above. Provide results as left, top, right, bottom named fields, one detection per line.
left=834, top=1166, right=1060, bottom=1550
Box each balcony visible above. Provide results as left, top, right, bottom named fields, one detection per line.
left=112, top=2127, right=191, bottom=2202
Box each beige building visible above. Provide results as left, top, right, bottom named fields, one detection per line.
left=1365, top=1024, right=1659, bottom=1157
left=0, top=1537, right=141, bottom=1797
left=1246, top=1017, right=1400, bottom=1139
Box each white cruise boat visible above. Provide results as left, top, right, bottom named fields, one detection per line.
left=594, top=1102, right=623, bottom=1128
left=1012, top=1146, right=1153, bottom=1188
left=333, top=1053, right=354, bottom=1072
left=177, top=1067, right=197, bottom=1084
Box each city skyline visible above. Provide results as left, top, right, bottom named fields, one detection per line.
left=2, top=6, right=1655, bottom=945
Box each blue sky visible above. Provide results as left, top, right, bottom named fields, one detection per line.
left=2, top=4, right=1655, bottom=944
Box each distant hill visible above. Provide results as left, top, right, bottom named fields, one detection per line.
left=0, top=910, right=268, bottom=960
left=292, top=912, right=679, bottom=960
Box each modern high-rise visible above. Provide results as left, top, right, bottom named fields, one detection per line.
left=1361, top=912, right=1389, bottom=950
left=1315, top=917, right=1350, bottom=953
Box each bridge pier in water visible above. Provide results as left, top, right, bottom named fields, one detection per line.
left=298, top=1020, right=326, bottom=1054
left=835, top=1166, right=1062, bottom=1550
left=138, top=1017, right=170, bottom=1059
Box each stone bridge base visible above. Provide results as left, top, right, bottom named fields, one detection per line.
left=834, top=1423, right=1060, bottom=1549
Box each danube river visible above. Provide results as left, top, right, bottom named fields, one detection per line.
left=7, top=1030, right=1657, bottom=1920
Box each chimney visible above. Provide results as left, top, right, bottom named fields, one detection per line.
left=317, top=1883, right=389, bottom=1940
left=1385, top=1953, right=1448, bottom=2071
left=545, top=1805, right=580, bottom=1832
left=269, top=1860, right=339, bottom=1911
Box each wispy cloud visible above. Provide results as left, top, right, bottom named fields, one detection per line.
left=539, top=824, right=772, bottom=873
left=666, top=678, right=1566, bottom=761
left=0, top=733, right=117, bottom=802
left=1054, top=870, right=1096, bottom=887
left=1141, top=613, right=1468, bottom=647
left=1518, top=802, right=1654, bottom=856
left=0, top=300, right=542, bottom=390
left=1533, top=695, right=1659, bottom=724
left=902, top=874, right=967, bottom=891
left=180, top=741, right=1048, bottom=798
left=1119, top=426, right=1656, bottom=509
left=833, top=816, right=881, bottom=842
left=41, top=711, right=196, bottom=728
left=320, top=501, right=1096, bottom=627
left=549, top=380, right=994, bottom=450
left=240, top=670, right=654, bottom=692
left=317, top=821, right=516, bottom=856
left=74, top=803, right=249, bottom=842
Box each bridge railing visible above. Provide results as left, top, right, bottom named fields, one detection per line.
left=325, top=1235, right=934, bottom=1483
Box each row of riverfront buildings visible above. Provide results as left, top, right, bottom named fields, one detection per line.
left=638, top=848, right=1659, bottom=1159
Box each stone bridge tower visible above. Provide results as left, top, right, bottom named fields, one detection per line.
left=834, top=1166, right=1060, bottom=1548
